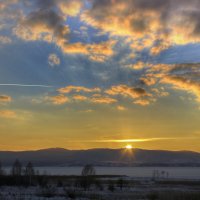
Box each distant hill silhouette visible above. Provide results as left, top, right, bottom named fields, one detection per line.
left=0, top=148, right=200, bottom=166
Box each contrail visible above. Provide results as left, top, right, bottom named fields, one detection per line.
left=0, top=84, right=54, bottom=88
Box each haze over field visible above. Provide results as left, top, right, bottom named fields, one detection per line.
left=0, top=0, right=200, bottom=151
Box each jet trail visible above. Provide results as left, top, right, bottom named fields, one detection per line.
left=0, top=84, right=54, bottom=88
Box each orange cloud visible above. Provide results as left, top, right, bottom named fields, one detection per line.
left=0, top=110, right=16, bottom=118
left=117, top=105, right=126, bottom=111
left=58, top=0, right=82, bottom=17
left=106, top=85, right=151, bottom=99
left=133, top=99, right=151, bottom=106
left=91, top=96, right=117, bottom=104
left=12, top=0, right=115, bottom=62
left=73, top=95, right=88, bottom=101
left=13, top=0, right=82, bottom=51
left=58, top=86, right=101, bottom=94
left=49, top=94, right=69, bottom=105
left=0, top=95, right=12, bottom=103
left=81, top=0, right=200, bottom=54
left=140, top=77, right=157, bottom=86
left=132, top=61, right=146, bottom=70
left=61, top=40, right=116, bottom=62
left=161, top=75, right=200, bottom=102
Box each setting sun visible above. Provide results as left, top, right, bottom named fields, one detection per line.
left=125, top=145, right=133, bottom=149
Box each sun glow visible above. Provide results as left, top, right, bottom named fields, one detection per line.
left=125, top=144, right=133, bottom=149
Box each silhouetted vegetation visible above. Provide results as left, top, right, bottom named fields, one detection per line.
left=24, top=162, right=35, bottom=186
left=108, top=180, right=115, bottom=192
left=80, top=164, right=96, bottom=190
left=0, top=160, right=200, bottom=199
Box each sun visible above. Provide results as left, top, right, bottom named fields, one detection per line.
left=125, top=144, right=133, bottom=149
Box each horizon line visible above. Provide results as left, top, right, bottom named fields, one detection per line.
left=0, top=147, right=199, bottom=153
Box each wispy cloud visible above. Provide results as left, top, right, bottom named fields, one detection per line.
left=79, top=137, right=199, bottom=143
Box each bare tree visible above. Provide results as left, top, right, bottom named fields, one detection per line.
left=81, top=165, right=96, bottom=176
left=12, top=159, right=22, bottom=176
left=108, top=181, right=115, bottom=192
left=25, top=162, right=35, bottom=186
left=117, top=178, right=124, bottom=190
left=0, top=161, right=4, bottom=176
left=11, top=159, right=22, bottom=185
left=81, top=165, right=96, bottom=190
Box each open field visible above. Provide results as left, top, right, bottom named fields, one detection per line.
left=0, top=175, right=200, bottom=200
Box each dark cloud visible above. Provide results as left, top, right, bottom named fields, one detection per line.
left=82, top=0, right=200, bottom=51
left=24, top=9, right=68, bottom=40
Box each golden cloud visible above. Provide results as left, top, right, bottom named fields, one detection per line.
left=12, top=0, right=82, bottom=53
left=161, top=75, right=200, bottom=102
left=13, top=9, right=70, bottom=43
left=12, top=0, right=115, bottom=62
left=0, top=95, right=12, bottom=103
left=81, top=0, right=200, bottom=54
left=117, top=105, right=126, bottom=111
left=73, top=95, right=88, bottom=101
left=58, top=0, right=82, bottom=17
left=133, top=99, right=151, bottom=106
left=60, top=40, right=116, bottom=62
left=49, top=94, right=69, bottom=105
left=58, top=86, right=101, bottom=94
left=140, top=76, right=157, bottom=86
left=106, top=85, right=151, bottom=99
left=0, top=110, right=16, bottom=118
left=132, top=61, right=146, bottom=70
left=91, top=96, right=117, bottom=104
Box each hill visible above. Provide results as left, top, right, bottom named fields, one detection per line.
left=0, top=148, right=200, bottom=166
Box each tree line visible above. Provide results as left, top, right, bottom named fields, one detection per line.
left=0, top=160, right=35, bottom=186
left=0, top=160, right=99, bottom=189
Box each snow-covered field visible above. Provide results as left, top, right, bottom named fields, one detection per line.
left=0, top=180, right=200, bottom=200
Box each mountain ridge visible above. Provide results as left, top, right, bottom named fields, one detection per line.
left=0, top=148, right=200, bottom=167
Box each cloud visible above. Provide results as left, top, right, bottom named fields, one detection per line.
left=117, top=105, right=126, bottom=111
left=13, top=8, right=70, bottom=43
left=0, top=95, right=12, bottom=103
left=73, top=95, right=88, bottom=101
left=161, top=75, right=200, bottom=102
left=81, top=0, right=200, bottom=54
left=140, top=63, right=200, bottom=103
left=92, top=137, right=198, bottom=143
left=48, top=94, right=69, bottom=105
left=48, top=53, right=60, bottom=67
left=57, top=0, right=82, bottom=17
left=58, top=86, right=101, bottom=94
left=11, top=0, right=114, bottom=62
left=0, top=0, right=21, bottom=23
left=12, top=0, right=82, bottom=51
left=60, top=40, right=116, bottom=62
left=140, top=76, right=157, bottom=86
left=151, top=88, right=169, bottom=97
left=0, top=110, right=16, bottom=119
left=106, top=85, right=151, bottom=99
left=91, top=96, right=117, bottom=104
left=133, top=99, right=151, bottom=106
left=0, top=36, right=12, bottom=44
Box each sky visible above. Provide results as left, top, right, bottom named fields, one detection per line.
left=0, top=0, right=200, bottom=151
